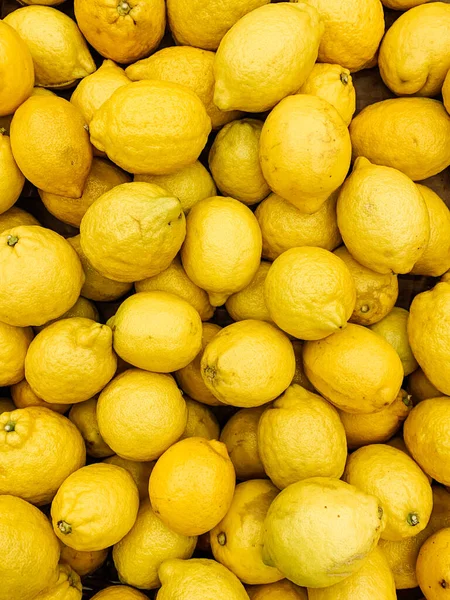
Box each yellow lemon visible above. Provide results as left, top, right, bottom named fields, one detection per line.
left=149, top=437, right=236, bottom=536
left=247, top=581, right=308, bottom=600
left=33, top=563, right=82, bottom=600
left=0, top=322, right=33, bottom=386
left=307, top=547, right=396, bottom=600
left=0, top=206, right=39, bottom=233
left=0, top=226, right=84, bottom=327
left=0, top=495, right=60, bottom=600
left=0, top=406, right=85, bottom=505
left=370, top=307, right=418, bottom=376
left=339, top=389, right=412, bottom=449
left=298, top=63, right=356, bottom=126
left=407, top=368, right=442, bottom=404
left=135, top=257, right=214, bottom=321
left=0, top=21, right=34, bottom=116
left=10, top=96, right=92, bottom=198
left=337, top=157, right=430, bottom=274
left=35, top=296, right=99, bottom=333
left=263, top=477, right=385, bottom=588
left=175, top=323, right=223, bottom=406
left=90, top=80, right=211, bottom=174
left=264, top=247, right=356, bottom=340
left=126, top=46, right=240, bottom=129
left=220, top=407, right=266, bottom=481
left=417, top=527, right=450, bottom=599
left=113, top=499, right=196, bottom=589
left=80, top=182, right=186, bottom=282
left=291, top=341, right=315, bottom=391
left=92, top=588, right=148, bottom=600
left=211, top=480, right=283, bottom=585
left=97, top=369, right=187, bottom=461
left=260, top=94, right=351, bottom=213
left=11, top=379, right=68, bottom=414
left=5, top=6, right=95, bottom=88
left=226, top=262, right=272, bottom=323
left=258, top=385, right=347, bottom=489
left=333, top=246, right=399, bottom=326
left=104, top=455, right=154, bottom=500
left=214, top=3, right=322, bottom=112
left=135, top=161, right=216, bottom=214
left=344, top=444, right=432, bottom=541
left=51, top=463, right=139, bottom=551
left=201, top=320, right=295, bottom=407
left=350, top=97, right=450, bottom=181
left=0, top=131, right=25, bottom=214
left=301, top=0, right=385, bottom=72
left=379, top=3, right=450, bottom=97
left=209, top=119, right=269, bottom=204
left=303, top=323, right=404, bottom=413
left=69, top=397, right=113, bottom=458
left=180, top=398, right=220, bottom=441
left=180, top=196, right=262, bottom=307
left=256, top=191, right=341, bottom=261
left=60, top=543, right=108, bottom=578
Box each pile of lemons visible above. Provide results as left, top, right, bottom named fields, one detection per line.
left=2, top=0, right=450, bottom=599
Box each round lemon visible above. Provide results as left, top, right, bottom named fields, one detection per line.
left=0, top=21, right=34, bottom=117
left=104, top=455, right=154, bottom=501
left=0, top=131, right=25, bottom=214
left=417, top=527, right=450, bottom=599
left=247, top=581, right=308, bottom=600
left=407, top=368, right=442, bottom=404
left=92, top=588, right=148, bottom=600
left=0, top=206, right=39, bottom=233
left=180, top=398, right=220, bottom=441
left=225, top=261, right=272, bottom=323
left=0, top=322, right=33, bottom=386
left=11, top=379, right=68, bottom=414
left=69, top=397, right=113, bottom=458
left=370, top=307, right=418, bottom=375
left=33, top=563, right=82, bottom=600
left=59, top=543, right=108, bottom=578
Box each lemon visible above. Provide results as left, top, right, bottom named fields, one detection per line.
left=0, top=21, right=34, bottom=116
left=339, top=389, right=412, bottom=449
left=211, top=480, right=283, bottom=585
left=263, top=477, right=385, bottom=588
left=408, top=282, right=450, bottom=394
left=407, top=368, right=442, bottom=404
left=35, top=296, right=99, bottom=333
left=411, top=185, right=450, bottom=276
left=214, top=3, right=322, bottom=112
left=0, top=226, right=84, bottom=327
left=247, top=581, right=308, bottom=600
left=60, top=543, right=108, bottom=578
left=0, top=406, right=85, bottom=505
left=382, top=0, right=428, bottom=7
left=220, top=406, right=266, bottom=481
left=175, top=323, right=223, bottom=406
left=69, top=397, right=113, bottom=459
left=260, top=94, right=351, bottom=213
left=11, top=96, right=92, bottom=198
left=350, top=97, right=450, bottom=181
left=301, top=0, right=385, bottom=72
left=0, top=322, right=33, bottom=386
left=90, top=80, right=211, bottom=175
left=92, top=588, right=148, bottom=600
left=149, top=437, right=236, bottom=537
left=307, top=547, right=396, bottom=600
left=443, top=69, right=450, bottom=115
left=370, top=308, right=418, bottom=375
left=417, top=527, right=450, bottom=599
left=80, top=182, right=186, bottom=282
left=25, top=318, right=116, bottom=405
left=180, top=398, right=220, bottom=441
left=0, top=131, right=25, bottom=214
left=0, top=206, right=39, bottom=233
left=379, top=3, right=450, bottom=97
left=201, top=320, right=295, bottom=407
left=157, top=558, right=249, bottom=600
left=111, top=291, right=202, bottom=372
left=51, top=463, right=139, bottom=551
left=264, top=247, right=356, bottom=340
left=344, top=444, right=432, bottom=541
left=337, top=157, right=430, bottom=274
left=97, top=369, right=187, bottom=461
left=333, top=246, right=399, bottom=326
left=11, top=379, right=68, bottom=414
left=181, top=196, right=262, bottom=307
left=298, top=64, right=356, bottom=125
left=303, top=323, right=404, bottom=413
left=0, top=495, right=60, bottom=600
left=75, top=0, right=165, bottom=64
left=226, top=262, right=272, bottom=323
left=291, top=341, right=316, bottom=391
left=113, top=499, right=196, bottom=589
left=5, top=6, right=95, bottom=88
left=126, top=46, right=240, bottom=129
left=209, top=119, right=270, bottom=204
left=135, top=257, right=214, bottom=321
left=33, top=563, right=82, bottom=600
left=135, top=161, right=216, bottom=214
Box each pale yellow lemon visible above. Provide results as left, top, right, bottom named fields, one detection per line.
left=417, top=528, right=450, bottom=599
left=0, top=406, right=85, bottom=505
left=260, top=94, right=351, bottom=213
left=291, top=341, right=315, bottom=391
left=97, top=368, right=187, bottom=461
left=333, top=246, right=399, bottom=326
left=11, top=379, right=68, bottom=414
left=0, top=226, right=84, bottom=327
left=303, top=323, right=404, bottom=413
left=135, top=257, right=214, bottom=321
left=0, top=322, right=33, bottom=386
left=181, top=196, right=262, bottom=307
left=90, top=80, right=211, bottom=175
left=201, top=320, right=295, bottom=407
left=104, top=455, right=154, bottom=500
left=80, top=182, right=186, bottom=282
left=263, top=477, right=385, bottom=588
left=247, top=581, right=308, bottom=600
left=149, top=437, right=236, bottom=537
left=407, top=369, right=442, bottom=404
left=350, top=98, right=450, bottom=181
left=33, top=563, right=82, bottom=600
left=35, top=296, right=99, bottom=333
left=370, top=307, right=418, bottom=376
left=0, top=21, right=34, bottom=116
left=5, top=6, right=95, bottom=88
left=0, top=206, right=39, bottom=233
left=264, top=246, right=356, bottom=340
left=226, top=262, right=272, bottom=323
left=180, top=398, right=220, bottom=441
left=51, top=463, right=139, bottom=551
left=209, top=119, right=269, bottom=204
left=92, top=588, right=147, bottom=600
left=69, top=397, right=113, bottom=458
left=59, top=543, right=108, bottom=578
left=0, top=132, right=25, bottom=214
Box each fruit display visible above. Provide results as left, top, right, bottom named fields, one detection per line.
left=2, top=1, right=450, bottom=599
